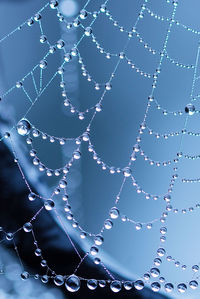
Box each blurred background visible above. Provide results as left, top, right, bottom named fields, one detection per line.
left=0, top=0, right=200, bottom=298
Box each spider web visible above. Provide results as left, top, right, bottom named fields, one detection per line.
left=0, top=0, right=200, bottom=296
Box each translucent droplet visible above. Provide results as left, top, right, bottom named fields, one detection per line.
left=104, top=219, right=113, bottom=230
left=40, top=260, right=46, bottom=268
left=4, top=132, right=10, bottom=139
left=80, top=231, right=87, bottom=239
left=49, top=46, right=56, bottom=54
left=44, top=199, right=55, bottom=211
left=27, top=18, right=34, bottom=26
left=85, top=27, right=92, bottom=36
left=146, top=223, right=152, bottom=229
left=65, top=275, right=80, bottom=292
left=105, top=82, right=112, bottom=90
left=78, top=112, right=85, bottom=120
left=123, top=167, right=132, bottom=177
left=28, top=192, right=36, bottom=201
left=94, top=235, right=104, bottom=246
left=150, top=268, right=160, bottom=278
left=164, top=194, right=171, bottom=202
left=157, top=248, right=166, bottom=257
left=21, top=271, right=29, bottom=280
left=73, top=151, right=81, bottom=160
left=87, top=279, right=98, bottom=290
left=134, top=280, right=144, bottom=290
left=95, top=83, right=100, bottom=90
left=109, top=207, right=119, bottom=219
left=192, top=265, right=199, bottom=272
left=110, top=281, right=122, bottom=293
left=177, top=283, right=187, bottom=293
left=34, top=13, right=41, bottom=21
left=99, top=280, right=106, bottom=288
left=50, top=0, right=58, bottom=9
left=41, top=275, right=48, bottom=283
left=124, top=281, right=133, bottom=290
left=82, top=132, right=90, bottom=141
left=40, top=35, right=47, bottom=43
left=64, top=53, right=72, bottom=62
left=135, top=223, right=142, bottom=230
left=71, top=47, right=78, bottom=57
left=35, top=248, right=42, bottom=256
left=17, top=119, right=31, bottom=136
left=119, top=52, right=125, bottom=59
left=185, top=104, right=195, bottom=115
left=95, top=103, right=102, bottom=112
left=94, top=257, right=101, bottom=264
left=54, top=275, right=64, bottom=286
left=165, top=283, right=174, bottom=293
left=39, top=60, right=47, bottom=69
left=100, top=4, right=107, bottom=12
left=23, top=222, right=33, bottom=233
left=56, top=39, right=65, bottom=49
left=59, top=180, right=67, bottom=189
left=90, top=246, right=99, bottom=256
left=151, top=282, right=161, bottom=292
left=6, top=233, right=13, bottom=241
left=16, top=81, right=23, bottom=88
left=80, top=9, right=88, bottom=19
left=32, top=129, right=40, bottom=137
left=189, top=280, right=198, bottom=290
left=154, top=258, right=162, bottom=266
left=160, top=227, right=167, bottom=234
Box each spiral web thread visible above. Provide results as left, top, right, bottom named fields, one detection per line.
left=0, top=0, right=200, bottom=295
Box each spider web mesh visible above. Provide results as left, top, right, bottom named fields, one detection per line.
left=0, top=0, right=200, bottom=297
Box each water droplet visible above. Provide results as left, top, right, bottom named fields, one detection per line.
left=73, top=151, right=81, bottom=160
left=134, top=280, right=144, bottom=290
left=85, top=27, right=92, bottom=36
left=99, top=280, right=106, bottom=287
left=104, top=219, right=113, bottom=229
left=17, top=119, right=31, bottom=136
left=123, top=167, right=132, bottom=177
left=35, top=248, right=42, bottom=256
left=87, top=279, right=98, bottom=290
left=39, top=60, right=47, bottom=69
left=105, top=82, right=112, bottom=90
left=109, top=207, right=119, bottom=219
left=40, top=35, right=47, bottom=43
left=56, top=39, right=65, bottom=49
left=50, top=0, right=58, bottom=9
left=151, top=282, right=161, bottom=292
left=185, top=104, right=195, bottom=115
left=41, top=275, right=48, bottom=283
left=59, top=180, right=67, bottom=189
left=192, top=265, right=199, bottom=272
left=110, top=280, right=122, bottom=293
left=124, top=281, right=133, bottom=290
left=44, top=199, right=55, bottom=211
left=165, top=283, right=174, bottom=293
left=6, top=233, right=13, bottom=241
left=189, top=280, right=198, bottom=290
left=90, top=246, right=99, bottom=256
left=80, top=9, right=88, bottom=19
left=150, top=268, right=160, bottom=278
left=157, top=248, right=166, bottom=257
left=54, top=275, right=64, bottom=286
left=65, top=275, right=80, bottom=292
left=94, top=235, right=104, bottom=246
left=23, top=222, right=33, bottom=233
left=21, top=271, right=29, bottom=280
left=177, top=283, right=187, bottom=293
